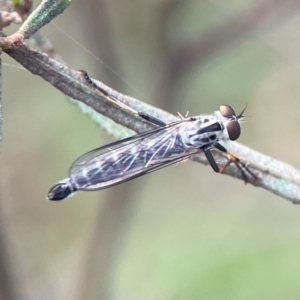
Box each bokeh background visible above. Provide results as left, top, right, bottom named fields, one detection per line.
left=2, top=0, right=300, bottom=299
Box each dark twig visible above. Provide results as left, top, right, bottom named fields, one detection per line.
left=0, top=34, right=18, bottom=300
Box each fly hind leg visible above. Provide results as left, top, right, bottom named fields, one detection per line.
left=78, top=70, right=167, bottom=127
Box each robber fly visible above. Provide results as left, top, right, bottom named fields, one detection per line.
left=47, top=71, right=256, bottom=201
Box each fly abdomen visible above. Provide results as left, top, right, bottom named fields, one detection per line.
left=47, top=178, right=76, bottom=201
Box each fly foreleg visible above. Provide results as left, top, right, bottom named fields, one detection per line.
left=203, top=147, right=219, bottom=173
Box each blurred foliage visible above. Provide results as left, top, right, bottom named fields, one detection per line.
left=2, top=0, right=300, bottom=299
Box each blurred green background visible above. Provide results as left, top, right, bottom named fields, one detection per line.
left=2, top=0, right=300, bottom=299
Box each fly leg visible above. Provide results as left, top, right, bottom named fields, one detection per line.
left=78, top=70, right=167, bottom=127
left=203, top=145, right=241, bottom=176
left=213, top=143, right=257, bottom=183
left=203, top=147, right=219, bottom=173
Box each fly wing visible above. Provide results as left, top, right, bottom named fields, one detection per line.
left=69, top=121, right=199, bottom=191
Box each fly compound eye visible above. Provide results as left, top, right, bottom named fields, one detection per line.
left=219, top=105, right=236, bottom=118
left=226, top=120, right=241, bottom=141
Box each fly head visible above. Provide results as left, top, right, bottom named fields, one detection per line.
left=219, top=105, right=246, bottom=141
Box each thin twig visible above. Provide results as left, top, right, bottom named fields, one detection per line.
left=2, top=41, right=300, bottom=203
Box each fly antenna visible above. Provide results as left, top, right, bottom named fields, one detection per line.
left=237, top=103, right=247, bottom=119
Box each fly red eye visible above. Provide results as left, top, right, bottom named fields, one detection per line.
left=226, top=120, right=241, bottom=141
left=219, top=105, right=236, bottom=118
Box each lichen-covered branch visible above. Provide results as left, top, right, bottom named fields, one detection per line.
left=19, top=0, right=71, bottom=38
left=1, top=40, right=300, bottom=203
left=0, top=0, right=299, bottom=203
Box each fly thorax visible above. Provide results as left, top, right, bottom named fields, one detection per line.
left=181, top=115, right=225, bottom=148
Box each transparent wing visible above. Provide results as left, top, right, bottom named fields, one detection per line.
left=69, top=121, right=200, bottom=191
